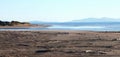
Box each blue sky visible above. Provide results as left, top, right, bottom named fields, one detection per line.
left=0, top=0, right=120, bottom=22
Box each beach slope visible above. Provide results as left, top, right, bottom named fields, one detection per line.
left=0, top=31, right=120, bottom=57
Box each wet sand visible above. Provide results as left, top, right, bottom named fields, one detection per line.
left=0, top=30, right=120, bottom=57
left=0, top=24, right=50, bottom=29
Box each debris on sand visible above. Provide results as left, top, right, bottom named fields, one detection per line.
left=35, top=49, right=51, bottom=53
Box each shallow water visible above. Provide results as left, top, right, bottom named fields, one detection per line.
left=0, top=22, right=120, bottom=31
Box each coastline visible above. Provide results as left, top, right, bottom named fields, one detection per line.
left=0, top=24, right=50, bottom=29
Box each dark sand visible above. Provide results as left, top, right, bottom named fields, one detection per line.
left=0, top=30, right=120, bottom=57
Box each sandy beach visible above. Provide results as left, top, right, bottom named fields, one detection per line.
left=0, top=24, right=50, bottom=29
left=0, top=30, right=120, bottom=57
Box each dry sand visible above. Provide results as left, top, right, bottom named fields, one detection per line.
left=0, top=30, right=120, bottom=57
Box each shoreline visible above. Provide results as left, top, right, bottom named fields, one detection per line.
left=0, top=29, right=120, bottom=32
left=0, top=28, right=120, bottom=33
left=0, top=24, right=50, bottom=28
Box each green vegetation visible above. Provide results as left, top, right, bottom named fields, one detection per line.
left=0, top=20, right=30, bottom=26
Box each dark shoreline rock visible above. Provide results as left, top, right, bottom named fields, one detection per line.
left=0, top=20, right=30, bottom=26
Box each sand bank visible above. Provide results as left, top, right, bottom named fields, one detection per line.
left=0, top=30, right=120, bottom=57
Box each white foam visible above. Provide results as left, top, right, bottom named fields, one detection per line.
left=48, top=25, right=105, bottom=29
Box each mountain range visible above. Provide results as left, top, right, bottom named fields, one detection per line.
left=30, top=17, right=120, bottom=24
left=71, top=17, right=120, bottom=22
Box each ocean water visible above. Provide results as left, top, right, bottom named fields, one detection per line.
left=46, top=22, right=120, bottom=31
left=0, top=22, right=120, bottom=31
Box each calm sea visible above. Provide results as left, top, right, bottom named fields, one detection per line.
left=0, top=22, right=120, bottom=31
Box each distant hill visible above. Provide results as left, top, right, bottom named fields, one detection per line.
left=30, top=21, right=62, bottom=24
left=0, top=20, right=30, bottom=26
left=72, top=17, right=120, bottom=22
left=30, top=17, right=120, bottom=24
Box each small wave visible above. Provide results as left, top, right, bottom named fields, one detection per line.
left=48, top=25, right=105, bottom=29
